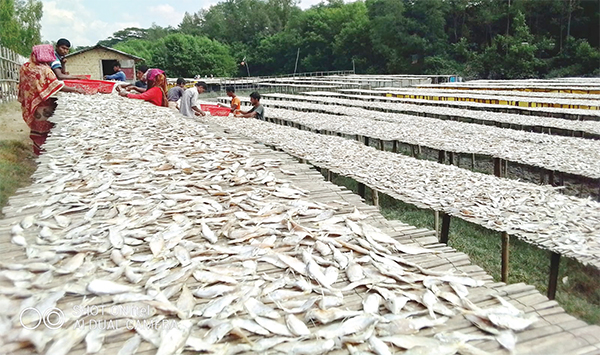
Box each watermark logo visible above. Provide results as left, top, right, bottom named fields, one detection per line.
left=20, top=307, right=65, bottom=330
left=19, top=305, right=177, bottom=331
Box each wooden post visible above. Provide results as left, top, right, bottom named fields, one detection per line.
left=327, top=170, right=333, bottom=182
left=440, top=213, right=451, bottom=244
left=504, top=160, right=509, bottom=178
left=358, top=183, right=366, bottom=199
left=493, top=158, right=502, bottom=177
left=393, top=140, right=398, bottom=153
left=379, top=140, right=385, bottom=151
left=364, top=136, right=370, bottom=147
left=471, top=153, right=475, bottom=170
left=372, top=189, right=379, bottom=207
left=438, top=150, right=445, bottom=164
left=548, top=170, right=555, bottom=186
left=540, top=170, right=546, bottom=184
left=448, top=152, right=454, bottom=165
left=547, top=252, right=561, bottom=300
left=434, top=211, right=440, bottom=239
left=501, top=232, right=510, bottom=283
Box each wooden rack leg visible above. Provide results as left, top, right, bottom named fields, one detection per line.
left=364, top=136, right=370, bottom=147
left=434, top=211, right=440, bottom=239
left=372, top=189, right=379, bottom=207
left=379, top=140, right=385, bottom=151
left=440, top=213, right=451, bottom=244
left=471, top=153, right=475, bottom=169
left=501, top=232, right=510, bottom=283
left=448, top=152, right=454, bottom=165
left=358, top=183, right=366, bottom=199
left=547, top=252, right=561, bottom=300
left=540, top=170, right=546, bottom=184
left=494, top=158, right=502, bottom=177
left=392, top=140, right=398, bottom=153
left=438, top=150, right=446, bottom=164
left=327, top=170, right=333, bottom=182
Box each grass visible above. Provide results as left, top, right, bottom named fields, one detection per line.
left=329, top=174, right=600, bottom=325
left=0, top=140, right=37, bottom=218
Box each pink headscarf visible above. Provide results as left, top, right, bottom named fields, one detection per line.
left=144, top=68, right=165, bottom=82
left=32, top=44, right=56, bottom=63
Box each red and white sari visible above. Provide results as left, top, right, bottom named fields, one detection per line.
left=18, top=45, right=64, bottom=155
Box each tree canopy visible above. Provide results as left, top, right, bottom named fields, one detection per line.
left=0, top=0, right=43, bottom=56
left=3, top=0, right=598, bottom=78
left=112, top=0, right=598, bottom=78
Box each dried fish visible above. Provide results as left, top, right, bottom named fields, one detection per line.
left=286, top=314, right=311, bottom=336
left=156, top=320, right=193, bottom=355
left=87, top=279, right=137, bottom=295
left=369, top=335, right=392, bottom=355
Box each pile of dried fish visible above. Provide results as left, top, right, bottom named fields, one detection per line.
left=220, top=96, right=600, bottom=179
left=203, top=113, right=600, bottom=268
left=351, top=88, right=600, bottom=108
left=294, top=91, right=600, bottom=136
left=373, top=88, right=600, bottom=101
left=0, top=93, right=539, bottom=355
left=281, top=89, right=600, bottom=118
left=419, top=78, right=600, bottom=89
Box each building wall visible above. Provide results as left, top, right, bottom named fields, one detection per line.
left=66, top=48, right=136, bottom=81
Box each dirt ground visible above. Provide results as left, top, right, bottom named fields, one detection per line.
left=0, top=101, right=29, bottom=142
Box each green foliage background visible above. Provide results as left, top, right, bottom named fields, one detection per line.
left=1, top=0, right=599, bottom=78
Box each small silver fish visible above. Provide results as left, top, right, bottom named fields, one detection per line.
left=87, top=279, right=137, bottom=295
left=363, top=293, right=382, bottom=314
left=254, top=316, right=293, bottom=337
left=369, top=335, right=392, bottom=355
left=286, top=313, right=311, bottom=336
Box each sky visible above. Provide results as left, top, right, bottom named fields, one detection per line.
left=40, top=0, right=334, bottom=47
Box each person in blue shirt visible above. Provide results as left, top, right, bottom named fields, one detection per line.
left=104, top=61, right=126, bottom=81
left=50, top=38, right=87, bottom=80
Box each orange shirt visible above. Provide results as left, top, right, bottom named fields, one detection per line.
left=231, top=96, right=241, bottom=111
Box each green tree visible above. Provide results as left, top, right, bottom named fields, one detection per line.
left=98, top=27, right=149, bottom=47
left=0, top=0, right=21, bottom=51
left=476, top=11, right=546, bottom=78
left=200, top=0, right=275, bottom=45
left=151, top=34, right=237, bottom=77
left=0, top=0, right=42, bottom=56
left=113, top=39, right=157, bottom=64
left=14, top=0, right=42, bottom=55
left=179, top=11, right=203, bottom=36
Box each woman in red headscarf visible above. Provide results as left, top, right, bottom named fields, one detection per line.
left=18, top=44, right=86, bottom=155
left=117, top=68, right=168, bottom=107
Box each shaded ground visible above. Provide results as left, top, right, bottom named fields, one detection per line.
left=0, top=101, right=36, bottom=217
left=0, top=101, right=29, bottom=142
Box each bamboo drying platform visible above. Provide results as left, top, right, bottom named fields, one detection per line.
left=334, top=89, right=600, bottom=120
left=377, top=88, right=600, bottom=101
left=221, top=96, right=600, bottom=188
left=365, top=89, right=600, bottom=109
left=283, top=91, right=600, bottom=139
left=417, top=84, right=600, bottom=95
left=1, top=94, right=599, bottom=354
left=206, top=112, right=600, bottom=295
